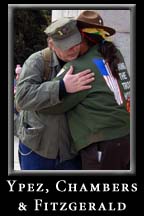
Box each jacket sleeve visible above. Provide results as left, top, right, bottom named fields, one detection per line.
left=40, top=62, right=92, bottom=114
left=116, top=49, right=130, bottom=112
left=15, top=52, right=61, bottom=111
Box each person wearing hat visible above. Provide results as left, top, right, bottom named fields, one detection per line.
left=44, top=10, right=130, bottom=170
left=15, top=17, right=95, bottom=170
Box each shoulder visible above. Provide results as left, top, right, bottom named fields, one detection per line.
left=21, top=50, right=45, bottom=79
left=25, top=50, right=43, bottom=65
left=71, top=45, right=101, bottom=67
left=23, top=50, right=47, bottom=74
left=115, top=48, right=128, bottom=70
left=115, top=48, right=124, bottom=60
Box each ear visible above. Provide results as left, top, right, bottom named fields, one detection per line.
left=48, top=38, right=55, bottom=51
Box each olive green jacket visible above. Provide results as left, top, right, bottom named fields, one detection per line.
left=43, top=45, right=130, bottom=151
left=15, top=50, right=77, bottom=160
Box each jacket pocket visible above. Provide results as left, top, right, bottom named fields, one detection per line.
left=18, top=111, right=45, bottom=149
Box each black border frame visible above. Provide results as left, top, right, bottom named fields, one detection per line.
left=8, top=4, right=136, bottom=176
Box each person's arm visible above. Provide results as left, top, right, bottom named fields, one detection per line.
left=15, top=52, right=61, bottom=111
left=41, top=62, right=95, bottom=114
left=116, top=49, right=130, bottom=113
left=15, top=52, right=94, bottom=111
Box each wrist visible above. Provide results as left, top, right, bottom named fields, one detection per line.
left=59, top=79, right=67, bottom=100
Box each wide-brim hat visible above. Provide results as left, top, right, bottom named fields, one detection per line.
left=44, top=18, right=82, bottom=51
left=77, top=10, right=116, bottom=36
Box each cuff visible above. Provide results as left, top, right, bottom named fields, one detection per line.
left=59, top=79, right=67, bottom=100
